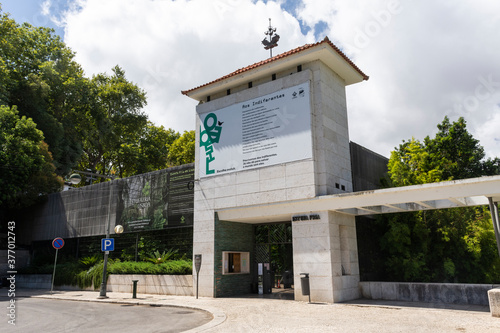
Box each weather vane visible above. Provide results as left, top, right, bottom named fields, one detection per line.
left=262, top=18, right=280, bottom=58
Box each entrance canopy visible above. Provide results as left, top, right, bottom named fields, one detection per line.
left=217, top=175, right=500, bottom=223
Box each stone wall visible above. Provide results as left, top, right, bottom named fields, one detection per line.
left=360, top=281, right=499, bottom=306
left=292, top=211, right=360, bottom=303
left=107, top=275, right=193, bottom=296
left=16, top=274, right=193, bottom=296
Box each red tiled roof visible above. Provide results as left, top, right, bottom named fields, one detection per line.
left=181, top=37, right=368, bottom=96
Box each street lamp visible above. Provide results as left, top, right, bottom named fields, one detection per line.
left=69, top=173, right=82, bottom=185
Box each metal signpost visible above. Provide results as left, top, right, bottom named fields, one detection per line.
left=99, top=182, right=115, bottom=299
left=194, top=254, right=202, bottom=299
left=51, top=237, right=64, bottom=294
left=99, top=238, right=114, bottom=298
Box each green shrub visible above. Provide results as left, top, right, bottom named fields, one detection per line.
left=75, top=259, right=192, bottom=289
left=76, top=260, right=111, bottom=290
left=79, top=255, right=101, bottom=269
left=144, top=249, right=178, bottom=264
left=108, top=260, right=192, bottom=275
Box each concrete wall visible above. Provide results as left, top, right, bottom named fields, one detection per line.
left=16, top=274, right=193, bottom=296
left=360, top=281, right=499, bottom=306
left=350, top=141, right=389, bottom=192
left=107, top=275, right=193, bottom=296
left=292, top=211, right=360, bottom=303
left=193, top=70, right=317, bottom=297
left=310, top=61, right=352, bottom=196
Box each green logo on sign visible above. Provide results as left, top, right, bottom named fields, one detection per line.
left=200, top=113, right=222, bottom=175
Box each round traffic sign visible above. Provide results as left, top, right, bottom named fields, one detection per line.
left=52, top=237, right=64, bottom=249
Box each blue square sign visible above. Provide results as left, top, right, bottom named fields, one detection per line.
left=101, top=238, right=114, bottom=252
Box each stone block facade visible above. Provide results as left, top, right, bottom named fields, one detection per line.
left=192, top=59, right=360, bottom=302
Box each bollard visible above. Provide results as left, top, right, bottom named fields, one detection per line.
left=132, top=280, right=138, bottom=299
left=300, top=273, right=310, bottom=303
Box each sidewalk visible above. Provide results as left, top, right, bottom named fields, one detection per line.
left=13, top=289, right=500, bottom=332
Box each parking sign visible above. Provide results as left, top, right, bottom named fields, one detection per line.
left=101, top=238, right=114, bottom=252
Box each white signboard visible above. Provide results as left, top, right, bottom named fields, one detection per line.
left=199, top=82, right=312, bottom=178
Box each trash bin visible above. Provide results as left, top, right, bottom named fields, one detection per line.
left=300, top=273, right=310, bottom=295
left=300, top=273, right=310, bottom=302
left=282, top=270, right=293, bottom=288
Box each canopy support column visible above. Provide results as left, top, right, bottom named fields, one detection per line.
left=488, top=197, right=500, bottom=257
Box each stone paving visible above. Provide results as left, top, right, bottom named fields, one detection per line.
left=13, top=289, right=500, bottom=332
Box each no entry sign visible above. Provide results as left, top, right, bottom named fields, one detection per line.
left=52, top=237, right=64, bottom=250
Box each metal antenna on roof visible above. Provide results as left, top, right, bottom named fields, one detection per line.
left=262, top=18, right=280, bottom=58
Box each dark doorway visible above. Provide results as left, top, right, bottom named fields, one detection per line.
left=254, top=223, right=294, bottom=298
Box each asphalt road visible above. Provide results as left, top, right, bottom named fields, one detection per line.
left=1, top=297, right=212, bottom=332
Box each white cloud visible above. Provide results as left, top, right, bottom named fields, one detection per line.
left=57, top=0, right=500, bottom=158
left=61, top=0, right=311, bottom=133
left=318, top=0, right=500, bottom=158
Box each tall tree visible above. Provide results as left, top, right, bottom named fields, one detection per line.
left=0, top=9, right=89, bottom=175
left=79, top=66, right=148, bottom=179
left=168, top=130, right=195, bottom=166
left=0, top=105, right=63, bottom=209
left=363, top=117, right=500, bottom=283
left=117, top=123, right=180, bottom=177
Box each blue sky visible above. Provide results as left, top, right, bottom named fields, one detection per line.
left=2, top=0, right=64, bottom=34
left=2, top=0, right=500, bottom=158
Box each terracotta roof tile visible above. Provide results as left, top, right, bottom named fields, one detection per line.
left=181, top=36, right=368, bottom=96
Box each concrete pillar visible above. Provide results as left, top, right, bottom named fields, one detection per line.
left=292, top=211, right=360, bottom=303
left=192, top=178, right=216, bottom=297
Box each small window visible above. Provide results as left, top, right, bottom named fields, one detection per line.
left=222, top=251, right=250, bottom=275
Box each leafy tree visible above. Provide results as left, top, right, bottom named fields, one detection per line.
left=388, top=138, right=445, bottom=186
left=168, top=130, right=195, bottom=165
left=0, top=9, right=88, bottom=175
left=363, top=117, right=500, bottom=283
left=117, top=123, right=180, bottom=177
left=424, top=116, right=494, bottom=179
left=388, top=117, right=499, bottom=187
left=79, top=66, right=148, bottom=179
left=2, top=9, right=184, bottom=185
left=0, top=105, right=63, bottom=209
